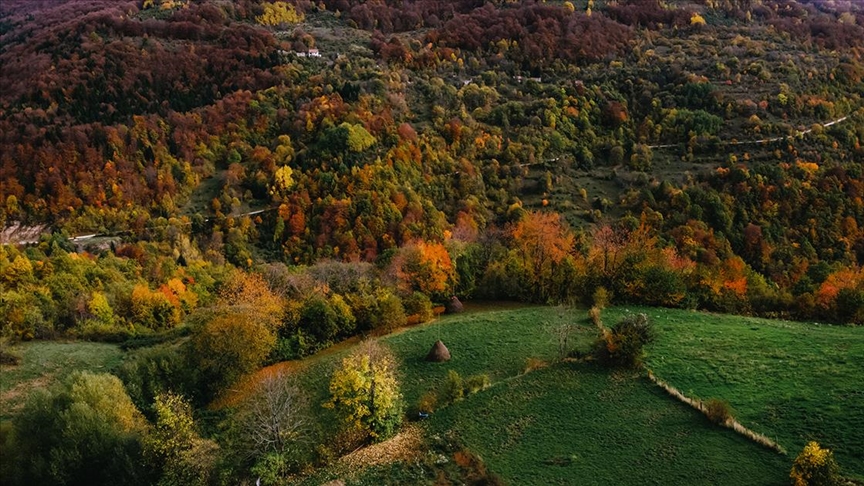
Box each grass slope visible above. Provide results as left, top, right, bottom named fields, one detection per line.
left=287, top=304, right=839, bottom=484
left=286, top=305, right=592, bottom=416
left=425, top=364, right=788, bottom=486
left=599, top=306, right=864, bottom=479
left=0, top=341, right=124, bottom=420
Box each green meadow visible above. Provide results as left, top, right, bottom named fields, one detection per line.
left=0, top=341, right=124, bottom=420
left=3, top=305, right=860, bottom=483
left=293, top=304, right=862, bottom=484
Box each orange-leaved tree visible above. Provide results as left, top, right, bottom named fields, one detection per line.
left=510, top=211, right=574, bottom=301
left=389, top=240, right=457, bottom=300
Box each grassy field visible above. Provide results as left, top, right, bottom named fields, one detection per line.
left=423, top=364, right=789, bottom=486
left=271, top=305, right=593, bottom=434
left=0, top=341, right=124, bottom=420
left=3, top=304, right=861, bottom=483
left=278, top=303, right=864, bottom=484
left=601, top=306, right=864, bottom=479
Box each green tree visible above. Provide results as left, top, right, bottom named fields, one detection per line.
left=324, top=341, right=403, bottom=442
left=11, top=372, right=150, bottom=486
left=298, top=294, right=356, bottom=342
left=187, top=313, right=277, bottom=402
left=144, top=392, right=218, bottom=486
left=88, top=291, right=115, bottom=324
left=344, top=123, right=376, bottom=153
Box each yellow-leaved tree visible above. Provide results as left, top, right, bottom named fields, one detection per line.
left=790, top=441, right=841, bottom=486
left=324, top=341, right=403, bottom=442
left=256, top=2, right=304, bottom=26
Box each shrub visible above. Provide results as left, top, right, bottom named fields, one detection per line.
left=790, top=441, right=841, bottom=486
left=144, top=392, right=218, bottom=486
left=450, top=448, right=506, bottom=485
left=272, top=329, right=328, bottom=361
left=11, top=372, right=151, bottom=485
left=0, top=337, right=21, bottom=365
left=464, top=374, right=491, bottom=394
left=593, top=313, right=655, bottom=369
left=592, top=287, right=610, bottom=309
left=347, top=287, right=405, bottom=333
left=441, top=370, right=465, bottom=404
left=0, top=420, right=19, bottom=484
left=432, top=372, right=491, bottom=411
left=76, top=319, right=137, bottom=343
left=298, top=295, right=356, bottom=342
left=703, top=398, right=733, bottom=425
left=403, top=291, right=434, bottom=323
left=588, top=306, right=603, bottom=328
left=416, top=390, right=438, bottom=413
left=250, top=452, right=297, bottom=486
left=523, top=357, right=548, bottom=373
left=119, top=344, right=189, bottom=415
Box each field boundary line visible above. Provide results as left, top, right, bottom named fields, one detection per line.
left=646, top=371, right=786, bottom=455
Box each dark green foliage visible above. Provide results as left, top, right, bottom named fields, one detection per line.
left=118, top=345, right=190, bottom=414
left=834, top=288, right=864, bottom=324
left=298, top=295, right=356, bottom=343
left=0, top=337, right=21, bottom=365
left=250, top=452, right=300, bottom=486
left=636, top=266, right=687, bottom=308
left=402, top=291, right=434, bottom=323
left=347, top=288, right=406, bottom=333
left=594, top=313, right=655, bottom=369
left=8, top=372, right=151, bottom=486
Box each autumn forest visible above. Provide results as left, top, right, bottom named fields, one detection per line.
left=0, top=0, right=862, bottom=483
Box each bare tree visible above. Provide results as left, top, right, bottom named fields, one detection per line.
left=547, top=306, right=582, bottom=361
left=235, top=369, right=311, bottom=460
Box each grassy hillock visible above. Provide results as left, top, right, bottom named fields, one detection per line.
left=603, top=306, right=864, bottom=479
left=273, top=304, right=862, bottom=484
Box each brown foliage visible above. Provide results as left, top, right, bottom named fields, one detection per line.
left=703, top=398, right=733, bottom=425
left=429, top=4, right=632, bottom=67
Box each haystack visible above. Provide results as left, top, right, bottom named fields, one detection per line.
left=426, top=340, right=451, bottom=362
left=446, top=295, right=464, bottom=314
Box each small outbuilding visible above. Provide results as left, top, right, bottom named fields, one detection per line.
left=426, top=340, right=451, bottom=362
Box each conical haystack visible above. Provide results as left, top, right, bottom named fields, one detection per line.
left=446, top=295, right=464, bottom=314
left=426, top=340, right=451, bottom=362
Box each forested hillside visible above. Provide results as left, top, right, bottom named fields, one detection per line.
left=1, top=0, right=863, bottom=483
left=2, top=0, right=862, bottom=325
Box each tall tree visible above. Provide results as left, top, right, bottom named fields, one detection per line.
left=324, top=340, right=404, bottom=442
